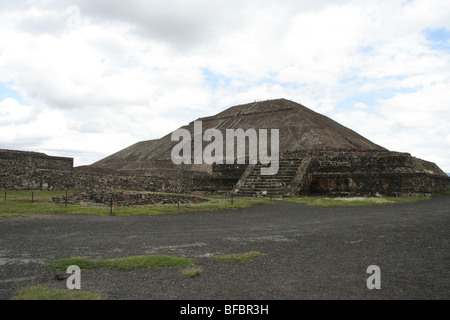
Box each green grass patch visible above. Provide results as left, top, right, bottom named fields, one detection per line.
left=0, top=190, right=83, bottom=202
left=283, top=189, right=450, bottom=207
left=211, top=251, right=266, bottom=263
left=44, top=257, right=100, bottom=272
left=100, top=255, right=195, bottom=271
left=0, top=190, right=273, bottom=216
left=0, top=213, right=25, bottom=219
left=283, top=196, right=431, bottom=207
left=433, top=189, right=450, bottom=196
left=44, top=255, right=195, bottom=272
left=182, top=267, right=203, bottom=278
left=13, top=285, right=101, bottom=300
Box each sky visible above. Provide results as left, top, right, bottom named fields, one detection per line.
left=0, top=0, right=449, bottom=172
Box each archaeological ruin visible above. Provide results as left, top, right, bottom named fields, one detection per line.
left=0, top=149, right=74, bottom=190
left=1, top=99, right=449, bottom=197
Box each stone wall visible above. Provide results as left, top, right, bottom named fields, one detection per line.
left=74, top=166, right=194, bottom=193
left=73, top=162, right=246, bottom=194
left=286, top=150, right=450, bottom=197
left=2, top=148, right=448, bottom=197
left=308, top=173, right=450, bottom=197
left=53, top=190, right=206, bottom=206
left=0, top=149, right=74, bottom=190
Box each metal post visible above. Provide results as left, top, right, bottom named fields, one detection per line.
left=4, top=191, right=6, bottom=201
left=65, top=190, right=68, bottom=208
left=231, top=193, right=234, bottom=205
left=110, top=197, right=113, bottom=216
left=32, top=191, right=34, bottom=203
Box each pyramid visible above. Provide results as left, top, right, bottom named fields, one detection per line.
left=84, top=99, right=449, bottom=197
left=93, top=99, right=386, bottom=171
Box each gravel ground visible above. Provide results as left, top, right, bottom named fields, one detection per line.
left=0, top=195, right=449, bottom=301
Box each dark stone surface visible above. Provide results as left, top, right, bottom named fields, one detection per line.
left=1, top=194, right=449, bottom=300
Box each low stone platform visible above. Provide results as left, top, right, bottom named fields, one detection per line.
left=52, top=191, right=206, bottom=206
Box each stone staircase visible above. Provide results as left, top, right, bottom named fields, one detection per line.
left=234, top=158, right=304, bottom=197
left=216, top=102, right=259, bottom=130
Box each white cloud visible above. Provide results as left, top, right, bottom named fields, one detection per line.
left=0, top=0, right=449, bottom=171
left=0, top=98, right=36, bottom=125
left=331, top=81, right=450, bottom=171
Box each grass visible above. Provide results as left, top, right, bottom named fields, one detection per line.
left=13, top=285, right=101, bottom=300
left=0, top=190, right=83, bottom=202
left=0, top=190, right=273, bottom=217
left=283, top=189, right=450, bottom=207
left=0, top=213, right=25, bottom=219
left=1, top=189, right=448, bottom=216
left=211, top=251, right=266, bottom=263
left=44, top=257, right=99, bottom=272
left=182, top=267, right=203, bottom=278
left=282, top=195, right=432, bottom=207
left=434, top=189, right=450, bottom=196
left=44, top=255, right=195, bottom=272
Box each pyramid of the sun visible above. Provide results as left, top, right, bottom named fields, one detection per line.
left=82, top=99, right=449, bottom=197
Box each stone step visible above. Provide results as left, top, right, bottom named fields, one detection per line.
left=248, top=177, right=295, bottom=181
left=254, top=162, right=300, bottom=166
left=248, top=172, right=295, bottom=176
left=236, top=191, right=286, bottom=197
left=235, top=157, right=304, bottom=197
left=237, top=189, right=287, bottom=192
left=240, top=180, right=288, bottom=184
left=249, top=171, right=299, bottom=175
left=259, top=158, right=302, bottom=163
left=248, top=174, right=297, bottom=178
left=254, top=164, right=300, bottom=170
left=251, top=169, right=297, bottom=172
left=238, top=187, right=288, bottom=192
left=244, top=182, right=291, bottom=186
left=254, top=165, right=301, bottom=170
left=243, top=185, right=290, bottom=189
left=236, top=188, right=287, bottom=193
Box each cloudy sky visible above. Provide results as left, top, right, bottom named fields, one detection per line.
left=1, top=0, right=449, bottom=172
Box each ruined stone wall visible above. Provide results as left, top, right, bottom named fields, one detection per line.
left=308, top=173, right=450, bottom=197
left=293, top=150, right=450, bottom=196
left=2, top=148, right=448, bottom=196
left=0, top=149, right=74, bottom=190
left=74, top=166, right=194, bottom=193
left=74, top=162, right=246, bottom=194
left=53, top=190, right=206, bottom=206
left=74, top=151, right=449, bottom=196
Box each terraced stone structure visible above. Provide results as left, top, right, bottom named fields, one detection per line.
left=87, top=99, right=449, bottom=197
left=1, top=99, right=448, bottom=196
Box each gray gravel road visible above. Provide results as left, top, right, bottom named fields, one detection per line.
left=1, top=195, right=449, bottom=300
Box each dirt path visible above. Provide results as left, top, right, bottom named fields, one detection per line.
left=1, top=195, right=449, bottom=300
